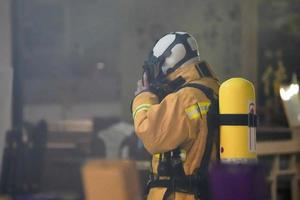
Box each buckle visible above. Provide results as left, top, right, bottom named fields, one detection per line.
left=248, top=113, right=259, bottom=127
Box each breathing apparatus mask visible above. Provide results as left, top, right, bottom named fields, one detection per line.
left=142, top=53, right=175, bottom=99
left=142, top=32, right=200, bottom=100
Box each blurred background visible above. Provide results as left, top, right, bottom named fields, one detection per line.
left=0, top=0, right=299, bottom=199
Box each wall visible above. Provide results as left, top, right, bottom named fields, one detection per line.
left=14, top=0, right=258, bottom=122
left=17, top=0, right=122, bottom=122
left=118, top=0, right=257, bottom=120
left=0, top=0, right=13, bottom=178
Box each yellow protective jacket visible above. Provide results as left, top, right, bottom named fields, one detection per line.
left=132, top=62, right=219, bottom=200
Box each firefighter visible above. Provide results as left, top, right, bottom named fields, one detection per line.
left=132, top=32, right=220, bottom=200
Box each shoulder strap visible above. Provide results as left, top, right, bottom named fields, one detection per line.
left=180, top=83, right=216, bottom=100
left=179, top=83, right=220, bottom=175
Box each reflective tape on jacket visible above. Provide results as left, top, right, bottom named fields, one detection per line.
left=185, top=104, right=201, bottom=119
left=197, top=102, right=211, bottom=115
left=132, top=103, right=152, bottom=119
left=185, top=101, right=211, bottom=119
left=154, top=149, right=187, bottom=162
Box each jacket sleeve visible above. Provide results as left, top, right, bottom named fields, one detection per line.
left=132, top=89, right=200, bottom=154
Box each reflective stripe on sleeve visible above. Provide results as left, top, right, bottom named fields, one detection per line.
left=185, top=104, right=201, bottom=119
left=185, top=101, right=211, bottom=119
left=132, top=104, right=152, bottom=119
left=197, top=102, right=211, bottom=115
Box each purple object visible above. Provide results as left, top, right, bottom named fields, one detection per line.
left=209, top=163, right=268, bottom=200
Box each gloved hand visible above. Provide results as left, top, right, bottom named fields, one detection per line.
left=135, top=73, right=149, bottom=95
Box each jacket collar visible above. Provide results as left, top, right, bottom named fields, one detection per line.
left=166, top=61, right=214, bottom=83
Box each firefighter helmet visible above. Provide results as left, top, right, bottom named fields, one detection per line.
left=143, top=32, right=200, bottom=84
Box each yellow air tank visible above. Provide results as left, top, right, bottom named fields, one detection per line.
left=219, top=78, right=257, bottom=163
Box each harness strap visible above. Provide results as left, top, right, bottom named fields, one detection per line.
left=146, top=174, right=209, bottom=200
left=219, top=113, right=259, bottom=127
left=145, top=178, right=174, bottom=200
left=180, top=83, right=219, bottom=174
left=146, top=83, right=218, bottom=199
